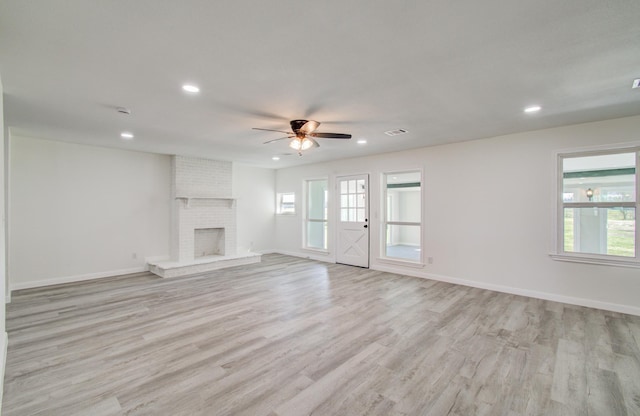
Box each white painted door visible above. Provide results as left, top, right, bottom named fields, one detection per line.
left=336, top=174, right=369, bottom=267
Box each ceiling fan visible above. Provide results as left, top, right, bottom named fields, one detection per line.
left=253, top=119, right=352, bottom=155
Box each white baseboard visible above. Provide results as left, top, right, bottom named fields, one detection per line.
left=273, top=250, right=336, bottom=264
left=372, top=263, right=640, bottom=317
left=0, top=331, right=7, bottom=415
left=10, top=266, right=148, bottom=292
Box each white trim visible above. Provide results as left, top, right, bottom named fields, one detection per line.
left=0, top=331, right=6, bottom=415
left=381, top=168, right=424, bottom=265
left=371, top=263, right=640, bottom=316
left=10, top=266, right=147, bottom=291
left=555, top=140, right=640, bottom=157
left=549, top=253, right=640, bottom=268
left=5, top=293, right=10, bottom=304
left=301, top=247, right=330, bottom=255
left=374, top=257, right=425, bottom=269
left=274, top=250, right=335, bottom=264
left=335, top=173, right=371, bottom=268
left=553, top=144, right=639, bottom=263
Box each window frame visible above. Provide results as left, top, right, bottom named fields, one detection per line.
left=380, top=169, right=424, bottom=265
left=303, top=177, right=329, bottom=252
left=551, top=144, right=640, bottom=268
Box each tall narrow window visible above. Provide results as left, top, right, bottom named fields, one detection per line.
left=557, top=148, right=638, bottom=265
left=305, top=179, right=328, bottom=250
left=383, top=171, right=422, bottom=262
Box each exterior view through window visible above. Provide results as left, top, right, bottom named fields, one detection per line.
left=383, top=171, right=422, bottom=262
left=560, top=150, right=637, bottom=261
left=305, top=179, right=328, bottom=250
left=276, top=193, right=295, bottom=215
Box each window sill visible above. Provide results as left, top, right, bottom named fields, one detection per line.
left=549, top=253, right=640, bottom=268
left=376, top=257, right=425, bottom=269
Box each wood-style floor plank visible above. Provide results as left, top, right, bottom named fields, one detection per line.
left=3, top=254, right=640, bottom=415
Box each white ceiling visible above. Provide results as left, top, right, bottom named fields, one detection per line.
left=1, top=0, right=639, bottom=168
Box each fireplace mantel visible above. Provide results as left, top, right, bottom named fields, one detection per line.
left=175, top=196, right=236, bottom=208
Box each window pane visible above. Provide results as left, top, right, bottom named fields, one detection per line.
left=383, top=171, right=423, bottom=261
left=277, top=193, right=295, bottom=214
left=564, top=207, right=635, bottom=257
left=340, top=181, right=348, bottom=194
left=386, top=188, right=421, bottom=223
left=348, top=194, right=356, bottom=208
left=306, top=221, right=327, bottom=249
left=307, top=180, right=327, bottom=220
left=563, top=153, right=636, bottom=203
left=357, top=179, right=365, bottom=192
left=349, top=208, right=356, bottom=222
left=348, top=180, right=355, bottom=194
left=341, top=209, right=348, bottom=222
left=386, top=224, right=421, bottom=261
left=357, top=208, right=365, bottom=222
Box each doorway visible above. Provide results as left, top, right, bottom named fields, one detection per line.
left=336, top=174, right=369, bottom=267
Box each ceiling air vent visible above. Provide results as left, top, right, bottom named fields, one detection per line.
left=385, top=129, right=408, bottom=136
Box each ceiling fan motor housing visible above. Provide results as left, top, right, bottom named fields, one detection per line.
left=290, top=119, right=310, bottom=133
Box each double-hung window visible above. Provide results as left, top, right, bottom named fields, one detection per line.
left=304, top=179, right=328, bottom=250
left=556, top=147, right=639, bottom=266
left=382, top=171, right=422, bottom=262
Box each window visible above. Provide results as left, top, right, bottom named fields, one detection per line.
left=556, top=148, right=639, bottom=266
left=304, top=179, right=328, bottom=250
left=276, top=192, right=295, bottom=215
left=383, top=171, right=422, bottom=262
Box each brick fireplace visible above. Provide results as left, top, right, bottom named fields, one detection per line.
left=148, top=156, right=260, bottom=278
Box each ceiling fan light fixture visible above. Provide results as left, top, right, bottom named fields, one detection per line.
left=289, top=137, right=314, bottom=151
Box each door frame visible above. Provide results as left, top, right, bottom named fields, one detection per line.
left=335, top=173, right=370, bottom=268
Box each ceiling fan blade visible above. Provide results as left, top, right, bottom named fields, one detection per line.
left=300, top=120, right=320, bottom=134
left=253, top=127, right=293, bottom=134
left=309, top=132, right=352, bottom=139
left=307, top=137, right=320, bottom=148
left=263, top=136, right=292, bottom=144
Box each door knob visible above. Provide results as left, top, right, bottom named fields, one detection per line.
left=364, top=224, right=368, bottom=228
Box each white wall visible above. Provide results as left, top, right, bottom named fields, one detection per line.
left=9, top=135, right=172, bottom=289
left=274, top=115, right=640, bottom=315
left=233, top=163, right=276, bottom=253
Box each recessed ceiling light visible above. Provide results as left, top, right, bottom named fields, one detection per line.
left=272, top=156, right=280, bottom=161
left=357, top=139, right=367, bottom=145
left=182, top=84, right=200, bottom=93
left=524, top=105, right=541, bottom=113
left=120, top=132, right=134, bottom=139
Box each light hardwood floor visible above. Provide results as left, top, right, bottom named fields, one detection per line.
left=3, top=254, right=640, bottom=415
